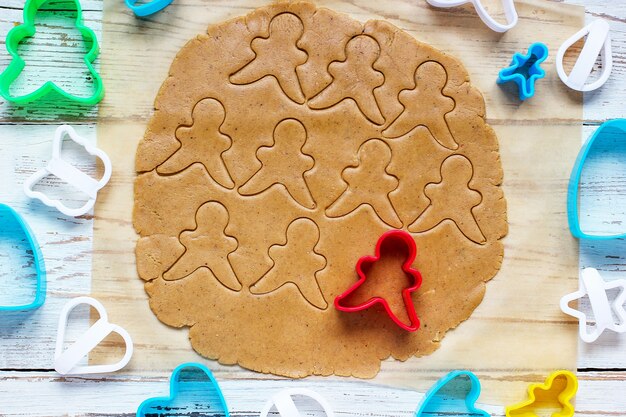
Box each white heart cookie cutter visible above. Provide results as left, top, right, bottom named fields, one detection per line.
left=260, top=388, right=334, bottom=417
left=426, top=0, right=518, bottom=33
left=560, top=268, right=626, bottom=343
left=24, top=125, right=112, bottom=217
left=556, top=19, right=612, bottom=92
left=54, top=296, right=133, bottom=375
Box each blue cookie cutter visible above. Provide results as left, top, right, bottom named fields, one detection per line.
left=497, top=42, right=549, bottom=100
left=568, top=119, right=626, bottom=240
left=416, top=370, right=489, bottom=417
left=137, top=362, right=230, bottom=417
left=0, top=204, right=46, bottom=311
left=125, top=0, right=174, bottom=17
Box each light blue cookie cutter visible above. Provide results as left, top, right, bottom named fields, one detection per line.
left=0, top=203, right=46, bottom=311
left=137, top=362, right=230, bottom=417
left=416, top=370, right=489, bottom=417
left=125, top=0, right=174, bottom=17
left=568, top=119, right=626, bottom=240
left=497, top=42, right=549, bottom=100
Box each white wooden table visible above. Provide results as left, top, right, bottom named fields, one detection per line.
left=1, top=0, right=625, bottom=416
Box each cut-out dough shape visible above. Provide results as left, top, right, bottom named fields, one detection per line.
left=55, top=297, right=133, bottom=375
left=505, top=370, right=578, bottom=417
left=326, top=139, right=401, bottom=228
left=309, top=35, right=385, bottom=125
left=24, top=125, right=112, bottom=217
left=409, top=155, right=485, bottom=244
left=250, top=218, right=327, bottom=309
left=383, top=61, right=456, bottom=149
left=560, top=268, right=626, bottom=343
left=137, top=363, right=230, bottom=417
left=165, top=202, right=242, bottom=291
left=159, top=98, right=234, bottom=189
left=239, top=119, right=316, bottom=209
left=230, top=13, right=308, bottom=104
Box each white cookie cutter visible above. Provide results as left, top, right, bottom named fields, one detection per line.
left=55, top=296, right=133, bottom=375
left=560, top=268, right=626, bottom=343
left=556, top=19, right=612, bottom=92
left=260, top=388, right=334, bottom=417
left=24, top=125, right=112, bottom=217
left=426, top=0, right=518, bottom=33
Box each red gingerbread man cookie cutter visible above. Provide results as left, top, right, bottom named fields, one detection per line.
left=334, top=230, right=422, bottom=332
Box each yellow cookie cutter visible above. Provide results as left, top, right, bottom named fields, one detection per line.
left=506, top=370, right=578, bottom=417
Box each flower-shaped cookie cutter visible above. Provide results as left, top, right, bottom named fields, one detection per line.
left=560, top=268, right=626, bottom=343
left=497, top=43, right=549, bottom=100
left=334, top=230, right=422, bottom=332
left=125, top=0, right=174, bottom=17
left=567, top=119, right=626, bottom=239
left=0, top=204, right=46, bottom=311
left=0, top=0, right=104, bottom=105
left=426, top=0, right=518, bottom=33
left=506, top=370, right=578, bottom=417
left=260, top=388, right=334, bottom=417
left=556, top=19, right=612, bottom=92
left=137, top=363, right=230, bottom=417
left=24, top=125, right=112, bottom=217
left=416, top=370, right=489, bottom=417
left=55, top=296, right=133, bottom=375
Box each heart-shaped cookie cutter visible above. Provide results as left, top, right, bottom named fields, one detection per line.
left=426, top=0, right=518, bottom=33
left=0, top=204, right=46, bottom=311
left=334, top=230, right=422, bottom=332
left=415, top=370, right=489, bottom=417
left=260, top=388, right=334, bottom=417
left=54, top=296, right=133, bottom=375
left=24, top=125, right=112, bottom=217
left=556, top=19, right=612, bottom=92
left=125, top=0, right=174, bottom=17
left=560, top=268, right=626, bottom=343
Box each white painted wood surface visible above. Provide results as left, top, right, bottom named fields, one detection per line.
left=0, top=0, right=625, bottom=416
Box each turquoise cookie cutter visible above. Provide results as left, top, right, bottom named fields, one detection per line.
left=568, top=119, right=626, bottom=239
left=416, top=370, right=489, bottom=417
left=0, top=0, right=104, bottom=105
left=0, top=204, right=46, bottom=311
left=497, top=42, right=548, bottom=100
left=137, top=363, right=230, bottom=417
left=125, top=0, right=174, bottom=17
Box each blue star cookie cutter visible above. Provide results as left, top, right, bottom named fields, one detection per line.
left=497, top=42, right=549, bottom=100
left=125, top=0, right=174, bottom=17
left=137, top=362, right=230, bottom=417
left=0, top=204, right=46, bottom=311
left=416, top=370, right=489, bottom=417
left=568, top=119, right=626, bottom=240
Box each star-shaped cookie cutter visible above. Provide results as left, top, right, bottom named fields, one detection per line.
left=334, top=230, right=422, bottom=332
left=497, top=42, right=548, bottom=100
left=0, top=0, right=104, bottom=105
left=23, top=125, right=112, bottom=217
left=560, top=268, right=626, bottom=343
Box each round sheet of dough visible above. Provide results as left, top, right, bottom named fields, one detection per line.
left=133, top=1, right=507, bottom=378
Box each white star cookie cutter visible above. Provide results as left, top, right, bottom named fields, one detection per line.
left=556, top=19, right=612, bottom=92
left=260, top=388, right=334, bottom=417
left=560, top=268, right=626, bottom=343
left=24, top=125, right=112, bottom=217
left=426, top=0, right=518, bottom=33
left=54, top=296, right=133, bottom=375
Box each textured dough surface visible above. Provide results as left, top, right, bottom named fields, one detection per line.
left=133, top=1, right=507, bottom=378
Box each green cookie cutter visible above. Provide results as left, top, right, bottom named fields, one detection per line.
left=0, top=0, right=104, bottom=105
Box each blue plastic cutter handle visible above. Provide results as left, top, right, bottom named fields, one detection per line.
left=567, top=119, right=626, bottom=240
left=125, top=0, right=174, bottom=17
left=0, top=203, right=46, bottom=311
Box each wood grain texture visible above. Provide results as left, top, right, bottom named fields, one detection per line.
left=0, top=0, right=625, bottom=416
